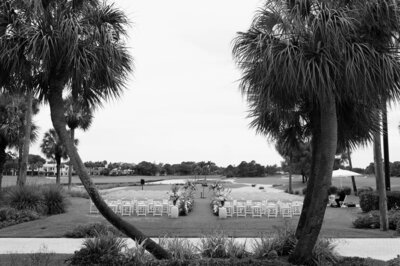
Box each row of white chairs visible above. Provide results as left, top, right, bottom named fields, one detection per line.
left=89, top=198, right=174, bottom=217
left=221, top=200, right=303, bottom=218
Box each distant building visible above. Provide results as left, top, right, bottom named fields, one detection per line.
left=28, top=162, right=74, bottom=176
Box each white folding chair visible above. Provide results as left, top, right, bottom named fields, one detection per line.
left=266, top=203, right=278, bottom=218
left=236, top=201, right=246, bottom=218
left=251, top=205, right=262, bottom=218
left=162, top=199, right=169, bottom=215
left=89, top=200, right=99, bottom=214
left=107, top=199, right=120, bottom=214
left=136, top=203, right=147, bottom=216
left=147, top=199, right=154, bottom=215
left=280, top=202, right=292, bottom=218
left=121, top=199, right=133, bottom=216
left=291, top=201, right=303, bottom=216
left=153, top=200, right=163, bottom=216
left=225, top=201, right=233, bottom=217
left=245, top=200, right=253, bottom=215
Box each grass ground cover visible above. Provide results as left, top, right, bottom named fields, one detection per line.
left=0, top=188, right=396, bottom=238
left=0, top=253, right=71, bottom=266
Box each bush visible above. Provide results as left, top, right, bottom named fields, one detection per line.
left=302, top=187, right=307, bottom=195
left=328, top=186, right=338, bottom=195
left=353, top=210, right=400, bottom=230
left=253, top=226, right=296, bottom=258
left=64, top=222, right=124, bottom=238
left=0, top=207, right=40, bottom=229
left=294, top=190, right=300, bottom=195
left=200, top=231, right=229, bottom=258
left=357, top=186, right=373, bottom=196
left=359, top=191, right=400, bottom=212
left=159, top=237, right=199, bottom=260
left=311, top=239, right=340, bottom=266
left=66, top=234, right=129, bottom=266
left=5, top=185, right=46, bottom=214
left=42, top=184, right=67, bottom=215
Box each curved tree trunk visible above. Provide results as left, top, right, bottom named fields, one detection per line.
left=290, top=95, right=337, bottom=265
left=17, top=90, right=33, bottom=186
left=295, top=110, right=321, bottom=239
left=56, top=155, right=61, bottom=184
left=48, top=84, right=170, bottom=260
left=67, top=129, right=75, bottom=190
left=373, top=129, right=388, bottom=231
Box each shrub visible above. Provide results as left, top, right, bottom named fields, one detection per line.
left=64, top=222, right=124, bottom=238
left=311, top=239, right=340, bottom=266
left=253, top=226, right=297, bottom=258
left=225, top=238, right=250, bottom=259
left=0, top=207, right=40, bottom=229
left=66, top=234, right=129, bottom=266
left=159, top=237, right=199, bottom=260
left=200, top=231, right=229, bottom=258
left=5, top=185, right=46, bottom=214
left=294, top=190, right=300, bottom=195
left=359, top=191, right=400, bottom=212
left=42, top=184, right=68, bottom=215
left=353, top=210, right=400, bottom=230
left=328, top=186, right=338, bottom=195
left=302, top=187, right=307, bottom=195
left=387, top=256, right=400, bottom=266
left=357, top=186, right=373, bottom=196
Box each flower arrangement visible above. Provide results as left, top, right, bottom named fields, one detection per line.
left=209, top=181, right=231, bottom=216
left=169, top=181, right=196, bottom=216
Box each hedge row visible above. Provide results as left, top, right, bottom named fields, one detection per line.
left=359, top=191, right=400, bottom=212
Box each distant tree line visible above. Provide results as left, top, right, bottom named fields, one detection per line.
left=83, top=160, right=280, bottom=177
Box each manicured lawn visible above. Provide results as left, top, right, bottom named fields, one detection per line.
left=0, top=186, right=397, bottom=238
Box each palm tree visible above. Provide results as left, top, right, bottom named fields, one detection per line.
left=0, top=93, right=38, bottom=189
left=233, top=1, right=400, bottom=263
left=0, top=0, right=170, bottom=259
left=64, top=95, right=93, bottom=190
left=40, top=129, right=69, bottom=184
left=0, top=94, right=20, bottom=190
left=17, top=95, right=40, bottom=185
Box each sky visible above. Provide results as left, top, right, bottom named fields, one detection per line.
left=30, top=0, right=400, bottom=168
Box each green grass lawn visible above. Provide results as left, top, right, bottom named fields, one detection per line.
left=0, top=178, right=398, bottom=238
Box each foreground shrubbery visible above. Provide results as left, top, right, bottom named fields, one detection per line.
left=0, top=184, right=68, bottom=229
left=359, top=191, right=400, bottom=212
left=67, top=226, right=341, bottom=266
left=0, top=207, right=40, bottom=229
left=64, top=222, right=124, bottom=238
left=5, top=184, right=68, bottom=215
left=353, top=210, right=400, bottom=230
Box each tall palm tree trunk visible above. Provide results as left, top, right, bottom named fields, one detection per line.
left=67, top=129, right=74, bottom=190
left=347, top=148, right=357, bottom=195
left=295, top=111, right=321, bottom=239
left=0, top=143, right=7, bottom=191
left=290, top=95, right=337, bottom=265
left=48, top=85, right=170, bottom=260
left=373, top=130, right=389, bottom=231
left=17, top=90, right=33, bottom=186
left=56, top=156, right=61, bottom=184
left=382, top=100, right=391, bottom=191
left=288, top=156, right=293, bottom=194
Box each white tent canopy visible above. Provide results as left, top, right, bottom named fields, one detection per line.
left=332, top=169, right=363, bottom=187
left=332, top=169, right=362, bottom=178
